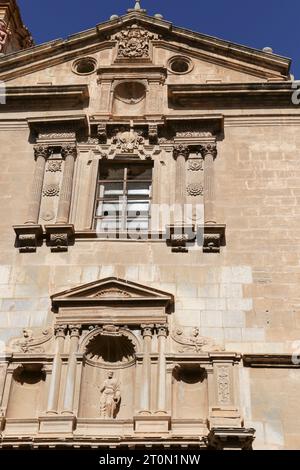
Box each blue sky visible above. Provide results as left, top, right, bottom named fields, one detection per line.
left=18, top=0, right=300, bottom=77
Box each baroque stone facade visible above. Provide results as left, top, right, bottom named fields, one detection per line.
left=0, top=0, right=299, bottom=450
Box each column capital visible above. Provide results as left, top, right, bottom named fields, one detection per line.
left=69, top=324, right=82, bottom=338
left=156, top=324, right=168, bottom=337
left=141, top=324, right=154, bottom=338
left=199, top=143, right=217, bottom=159
left=34, top=144, right=51, bottom=160
left=54, top=325, right=67, bottom=338
left=61, top=143, right=77, bottom=159
left=173, top=144, right=189, bottom=160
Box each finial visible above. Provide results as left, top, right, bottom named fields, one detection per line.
left=128, top=0, right=146, bottom=14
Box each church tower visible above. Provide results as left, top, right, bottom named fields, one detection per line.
left=0, top=0, right=33, bottom=54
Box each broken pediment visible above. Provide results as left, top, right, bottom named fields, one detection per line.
left=51, top=277, right=174, bottom=312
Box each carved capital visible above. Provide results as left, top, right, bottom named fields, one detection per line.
left=199, top=143, right=217, bottom=159
left=141, top=324, right=154, bottom=338
left=54, top=325, right=67, bottom=338
left=61, top=144, right=77, bottom=159
left=34, top=144, right=51, bottom=160
left=156, top=324, right=168, bottom=338
left=173, top=144, right=189, bottom=160
left=69, top=324, right=82, bottom=338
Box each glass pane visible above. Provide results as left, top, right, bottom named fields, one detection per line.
left=127, top=219, right=149, bottom=230
left=127, top=202, right=150, bottom=217
left=96, top=201, right=122, bottom=217
left=98, top=182, right=123, bottom=198
left=127, top=164, right=152, bottom=180
left=127, top=182, right=151, bottom=196
left=99, top=162, right=125, bottom=180
left=95, top=219, right=122, bottom=231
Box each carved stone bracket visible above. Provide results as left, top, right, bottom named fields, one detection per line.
left=197, top=224, right=226, bottom=253
left=148, top=124, right=158, bottom=145
left=45, top=224, right=75, bottom=252
left=166, top=224, right=195, bottom=253
left=97, top=123, right=107, bottom=144
left=13, top=224, right=43, bottom=253
left=208, top=427, right=255, bottom=450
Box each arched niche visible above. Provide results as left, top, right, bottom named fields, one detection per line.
left=79, top=327, right=139, bottom=419
left=172, top=365, right=208, bottom=420
left=6, top=365, right=46, bottom=419
left=113, top=80, right=147, bottom=115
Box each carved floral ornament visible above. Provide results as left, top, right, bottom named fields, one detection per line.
left=186, top=183, right=203, bottom=197
left=113, top=24, right=158, bottom=59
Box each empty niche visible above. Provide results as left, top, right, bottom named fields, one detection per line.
left=79, top=331, right=137, bottom=419
left=172, top=366, right=208, bottom=420
left=113, top=81, right=146, bottom=115
left=6, top=366, right=46, bottom=419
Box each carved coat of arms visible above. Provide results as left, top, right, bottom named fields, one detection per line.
left=115, top=25, right=157, bottom=59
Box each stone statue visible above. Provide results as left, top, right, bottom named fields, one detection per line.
left=99, top=371, right=121, bottom=419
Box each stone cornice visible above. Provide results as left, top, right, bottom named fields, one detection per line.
left=0, top=85, right=89, bottom=111
left=0, top=12, right=290, bottom=82
left=169, top=82, right=296, bottom=108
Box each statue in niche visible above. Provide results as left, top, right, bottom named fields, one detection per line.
left=99, top=371, right=121, bottom=419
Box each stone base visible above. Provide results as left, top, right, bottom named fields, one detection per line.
left=209, top=406, right=242, bottom=428
left=13, top=224, right=43, bottom=253
left=4, top=418, right=39, bottom=436
left=45, top=224, right=75, bottom=252
left=172, top=419, right=208, bottom=436
left=39, top=415, right=76, bottom=434
left=134, top=415, right=171, bottom=433
left=208, top=427, right=256, bottom=450
left=75, top=418, right=133, bottom=436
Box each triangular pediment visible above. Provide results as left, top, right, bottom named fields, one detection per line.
left=51, top=277, right=174, bottom=312
left=0, top=12, right=290, bottom=82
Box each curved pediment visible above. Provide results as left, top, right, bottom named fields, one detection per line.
left=51, top=277, right=174, bottom=313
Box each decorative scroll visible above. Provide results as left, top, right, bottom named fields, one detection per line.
left=171, top=326, right=224, bottom=353
left=9, top=329, right=53, bottom=354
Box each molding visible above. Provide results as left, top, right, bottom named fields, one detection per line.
left=0, top=85, right=89, bottom=111
left=243, top=354, right=300, bottom=368
left=0, top=12, right=290, bottom=82
left=51, top=277, right=174, bottom=313
left=169, top=82, right=295, bottom=109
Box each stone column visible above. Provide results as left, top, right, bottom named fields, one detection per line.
left=156, top=324, right=168, bottom=414
left=200, top=143, right=217, bottom=224
left=173, top=144, right=189, bottom=223
left=56, top=144, right=77, bottom=224
left=62, top=324, right=81, bottom=415
left=139, top=324, right=153, bottom=413
left=25, top=145, right=50, bottom=225
left=46, top=325, right=66, bottom=415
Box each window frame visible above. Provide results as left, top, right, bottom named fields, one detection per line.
left=92, top=159, right=153, bottom=233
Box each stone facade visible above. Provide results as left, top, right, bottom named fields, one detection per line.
left=0, top=1, right=299, bottom=449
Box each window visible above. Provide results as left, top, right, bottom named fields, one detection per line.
left=93, top=160, right=153, bottom=233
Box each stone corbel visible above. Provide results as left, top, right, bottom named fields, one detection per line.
left=13, top=224, right=43, bottom=253
left=166, top=224, right=195, bottom=253
left=208, top=427, right=255, bottom=450
left=197, top=224, right=226, bottom=253
left=97, top=123, right=107, bottom=144
left=148, top=124, right=158, bottom=145
left=44, top=224, right=75, bottom=252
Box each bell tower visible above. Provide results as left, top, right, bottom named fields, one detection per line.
left=0, top=0, right=33, bottom=55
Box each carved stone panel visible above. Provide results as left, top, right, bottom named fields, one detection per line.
left=113, top=25, right=158, bottom=60
left=39, top=154, right=63, bottom=224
